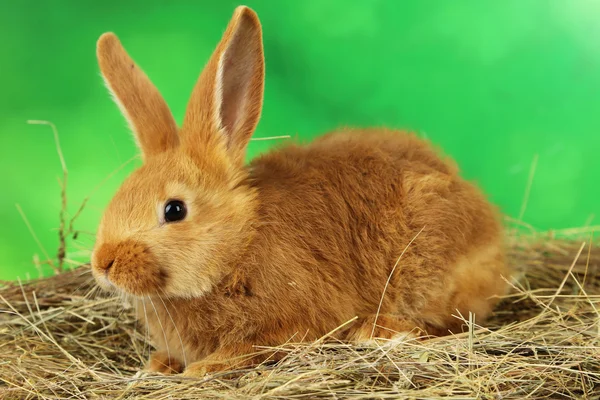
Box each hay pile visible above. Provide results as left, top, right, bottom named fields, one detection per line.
left=1, top=227, right=599, bottom=399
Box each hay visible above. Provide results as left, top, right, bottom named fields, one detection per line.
left=1, top=227, right=599, bottom=399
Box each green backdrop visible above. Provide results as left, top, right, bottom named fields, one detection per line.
left=1, top=0, right=599, bottom=281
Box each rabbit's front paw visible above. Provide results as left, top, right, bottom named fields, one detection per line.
left=182, top=359, right=230, bottom=378
left=346, top=314, right=423, bottom=345
left=145, top=350, right=184, bottom=375
left=182, top=343, right=263, bottom=378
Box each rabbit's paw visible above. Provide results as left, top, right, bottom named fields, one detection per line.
left=347, top=314, right=422, bottom=346
left=145, top=350, right=184, bottom=375
left=182, top=360, right=230, bottom=378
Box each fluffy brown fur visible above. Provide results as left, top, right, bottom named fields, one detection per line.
left=91, top=6, right=508, bottom=377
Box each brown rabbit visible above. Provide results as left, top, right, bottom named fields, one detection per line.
left=91, top=6, right=508, bottom=377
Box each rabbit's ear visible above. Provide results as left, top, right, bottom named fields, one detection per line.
left=97, top=33, right=179, bottom=159
left=181, top=6, right=264, bottom=166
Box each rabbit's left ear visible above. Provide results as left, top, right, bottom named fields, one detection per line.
left=180, top=6, right=265, bottom=167
left=97, top=33, right=179, bottom=160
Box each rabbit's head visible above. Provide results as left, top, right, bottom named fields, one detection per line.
left=91, top=7, right=264, bottom=298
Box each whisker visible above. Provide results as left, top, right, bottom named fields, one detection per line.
left=158, top=288, right=187, bottom=367
left=148, top=295, right=171, bottom=365
left=83, top=283, right=102, bottom=300
left=72, top=275, right=95, bottom=296
left=132, top=299, right=144, bottom=364
left=140, top=297, right=151, bottom=367
left=76, top=267, right=92, bottom=276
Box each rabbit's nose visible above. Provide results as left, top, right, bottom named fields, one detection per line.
left=102, top=259, right=115, bottom=274
left=96, top=255, right=115, bottom=274
left=92, top=243, right=118, bottom=274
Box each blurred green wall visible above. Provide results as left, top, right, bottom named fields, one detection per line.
left=1, top=0, right=599, bottom=281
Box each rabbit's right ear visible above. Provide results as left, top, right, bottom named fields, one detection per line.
left=97, top=33, right=179, bottom=159
left=180, top=6, right=265, bottom=167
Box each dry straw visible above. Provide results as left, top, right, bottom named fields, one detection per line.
left=1, top=223, right=599, bottom=399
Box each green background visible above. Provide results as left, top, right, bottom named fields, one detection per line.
left=1, top=0, right=598, bottom=281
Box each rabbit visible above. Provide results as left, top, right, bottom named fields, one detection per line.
left=90, top=6, right=509, bottom=377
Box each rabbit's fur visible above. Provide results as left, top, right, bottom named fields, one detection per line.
left=91, top=6, right=508, bottom=376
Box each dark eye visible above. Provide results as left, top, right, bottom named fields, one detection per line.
left=164, top=200, right=187, bottom=223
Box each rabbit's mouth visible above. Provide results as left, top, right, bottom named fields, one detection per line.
left=91, top=239, right=168, bottom=296
left=93, top=269, right=115, bottom=291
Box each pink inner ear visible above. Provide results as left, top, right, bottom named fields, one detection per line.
left=217, top=21, right=259, bottom=141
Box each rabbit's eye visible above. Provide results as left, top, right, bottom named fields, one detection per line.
left=164, top=200, right=187, bottom=223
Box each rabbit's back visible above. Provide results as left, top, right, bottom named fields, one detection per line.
left=248, top=128, right=507, bottom=336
